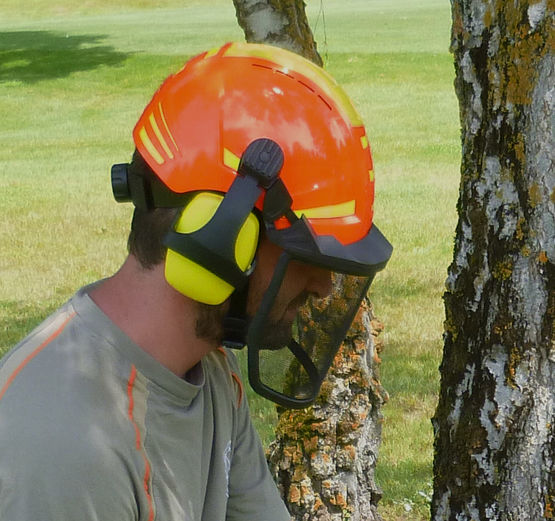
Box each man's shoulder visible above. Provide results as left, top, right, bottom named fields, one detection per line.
left=1, top=297, right=123, bottom=389
left=0, top=303, right=78, bottom=391
left=0, top=294, right=149, bottom=520
left=0, top=297, right=133, bottom=450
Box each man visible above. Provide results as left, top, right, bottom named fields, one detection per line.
left=0, top=42, right=392, bottom=520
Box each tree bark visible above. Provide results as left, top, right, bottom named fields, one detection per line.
left=432, top=1, right=554, bottom=520
left=231, top=0, right=323, bottom=66
left=267, top=297, right=387, bottom=521
left=231, top=2, right=386, bottom=519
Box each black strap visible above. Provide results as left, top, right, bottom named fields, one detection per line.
left=222, top=282, right=250, bottom=349
left=163, top=229, right=251, bottom=290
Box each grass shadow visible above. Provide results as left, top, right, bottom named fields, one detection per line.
left=0, top=30, right=130, bottom=83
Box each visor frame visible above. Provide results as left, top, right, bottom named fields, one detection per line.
left=245, top=251, right=376, bottom=409
left=265, top=215, right=393, bottom=277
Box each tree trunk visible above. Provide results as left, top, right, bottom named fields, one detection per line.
left=231, top=2, right=386, bottom=519
left=267, top=297, right=387, bottom=521
left=432, top=1, right=554, bottom=520
left=232, top=0, right=323, bottom=66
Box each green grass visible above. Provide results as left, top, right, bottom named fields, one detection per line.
left=0, top=1, right=459, bottom=519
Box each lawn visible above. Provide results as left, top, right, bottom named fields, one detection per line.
left=0, top=1, right=460, bottom=519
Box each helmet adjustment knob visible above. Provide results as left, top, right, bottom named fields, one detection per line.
left=238, top=138, right=284, bottom=189
left=111, top=163, right=132, bottom=202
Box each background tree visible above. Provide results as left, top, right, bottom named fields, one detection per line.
left=232, top=0, right=322, bottom=65
left=231, top=1, right=387, bottom=519
left=432, top=1, right=554, bottom=520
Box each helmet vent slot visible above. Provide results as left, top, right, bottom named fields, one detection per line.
left=250, top=63, right=332, bottom=111
left=297, top=79, right=315, bottom=93
left=251, top=63, right=273, bottom=71
left=274, top=69, right=294, bottom=79
left=317, top=94, right=332, bottom=111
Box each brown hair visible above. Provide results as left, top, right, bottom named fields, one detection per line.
left=126, top=150, right=180, bottom=269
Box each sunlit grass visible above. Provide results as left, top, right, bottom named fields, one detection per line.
left=0, top=1, right=459, bottom=519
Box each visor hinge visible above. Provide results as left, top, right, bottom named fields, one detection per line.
left=263, top=179, right=295, bottom=223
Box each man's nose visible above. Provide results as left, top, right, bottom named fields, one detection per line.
left=307, top=268, right=333, bottom=299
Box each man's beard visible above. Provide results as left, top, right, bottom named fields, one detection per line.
left=195, top=301, right=294, bottom=350
left=194, top=301, right=228, bottom=346
left=194, top=290, right=311, bottom=350
left=247, top=290, right=311, bottom=350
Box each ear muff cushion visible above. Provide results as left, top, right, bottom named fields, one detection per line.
left=165, top=192, right=259, bottom=305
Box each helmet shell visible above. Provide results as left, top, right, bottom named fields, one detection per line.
left=133, top=42, right=375, bottom=245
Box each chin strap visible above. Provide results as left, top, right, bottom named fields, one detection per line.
left=222, top=280, right=250, bottom=349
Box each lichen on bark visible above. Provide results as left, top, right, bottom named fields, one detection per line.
left=267, top=298, right=387, bottom=521
left=432, top=1, right=554, bottom=519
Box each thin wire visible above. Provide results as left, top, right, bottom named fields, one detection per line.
left=312, top=0, right=329, bottom=66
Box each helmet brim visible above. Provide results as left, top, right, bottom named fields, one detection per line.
left=266, top=217, right=393, bottom=277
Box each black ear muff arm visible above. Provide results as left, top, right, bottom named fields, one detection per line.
left=163, top=228, right=251, bottom=290
left=163, top=139, right=287, bottom=291
left=239, top=138, right=298, bottom=223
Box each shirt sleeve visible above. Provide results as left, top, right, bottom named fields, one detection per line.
left=224, top=364, right=291, bottom=521
left=0, top=412, right=142, bottom=521
left=0, top=325, right=146, bottom=521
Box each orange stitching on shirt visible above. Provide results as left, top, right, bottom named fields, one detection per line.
left=231, top=372, right=244, bottom=408
left=217, top=348, right=243, bottom=408
left=0, top=311, right=76, bottom=403
left=127, top=366, right=141, bottom=449
left=127, top=365, right=155, bottom=521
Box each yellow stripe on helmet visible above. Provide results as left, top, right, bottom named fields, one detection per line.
left=138, top=127, right=164, bottom=165
left=223, top=148, right=241, bottom=171
left=158, top=102, right=179, bottom=152
left=149, top=113, right=174, bottom=160
left=294, top=200, right=356, bottom=220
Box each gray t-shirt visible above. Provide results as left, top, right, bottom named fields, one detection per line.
left=0, top=287, right=290, bottom=521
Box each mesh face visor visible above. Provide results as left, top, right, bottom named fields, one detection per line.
left=246, top=218, right=392, bottom=409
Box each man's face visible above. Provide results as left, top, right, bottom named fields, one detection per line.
left=246, top=237, right=333, bottom=349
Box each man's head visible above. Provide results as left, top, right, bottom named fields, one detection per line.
left=113, top=42, right=392, bottom=407
left=125, top=153, right=332, bottom=349
left=125, top=149, right=332, bottom=350
left=125, top=151, right=228, bottom=345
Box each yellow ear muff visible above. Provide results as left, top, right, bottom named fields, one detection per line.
left=165, top=192, right=259, bottom=305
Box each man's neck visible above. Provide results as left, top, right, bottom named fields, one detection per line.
left=89, top=256, right=218, bottom=378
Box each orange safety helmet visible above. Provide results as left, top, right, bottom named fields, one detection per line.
left=133, top=41, right=374, bottom=246
left=112, top=42, right=392, bottom=408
